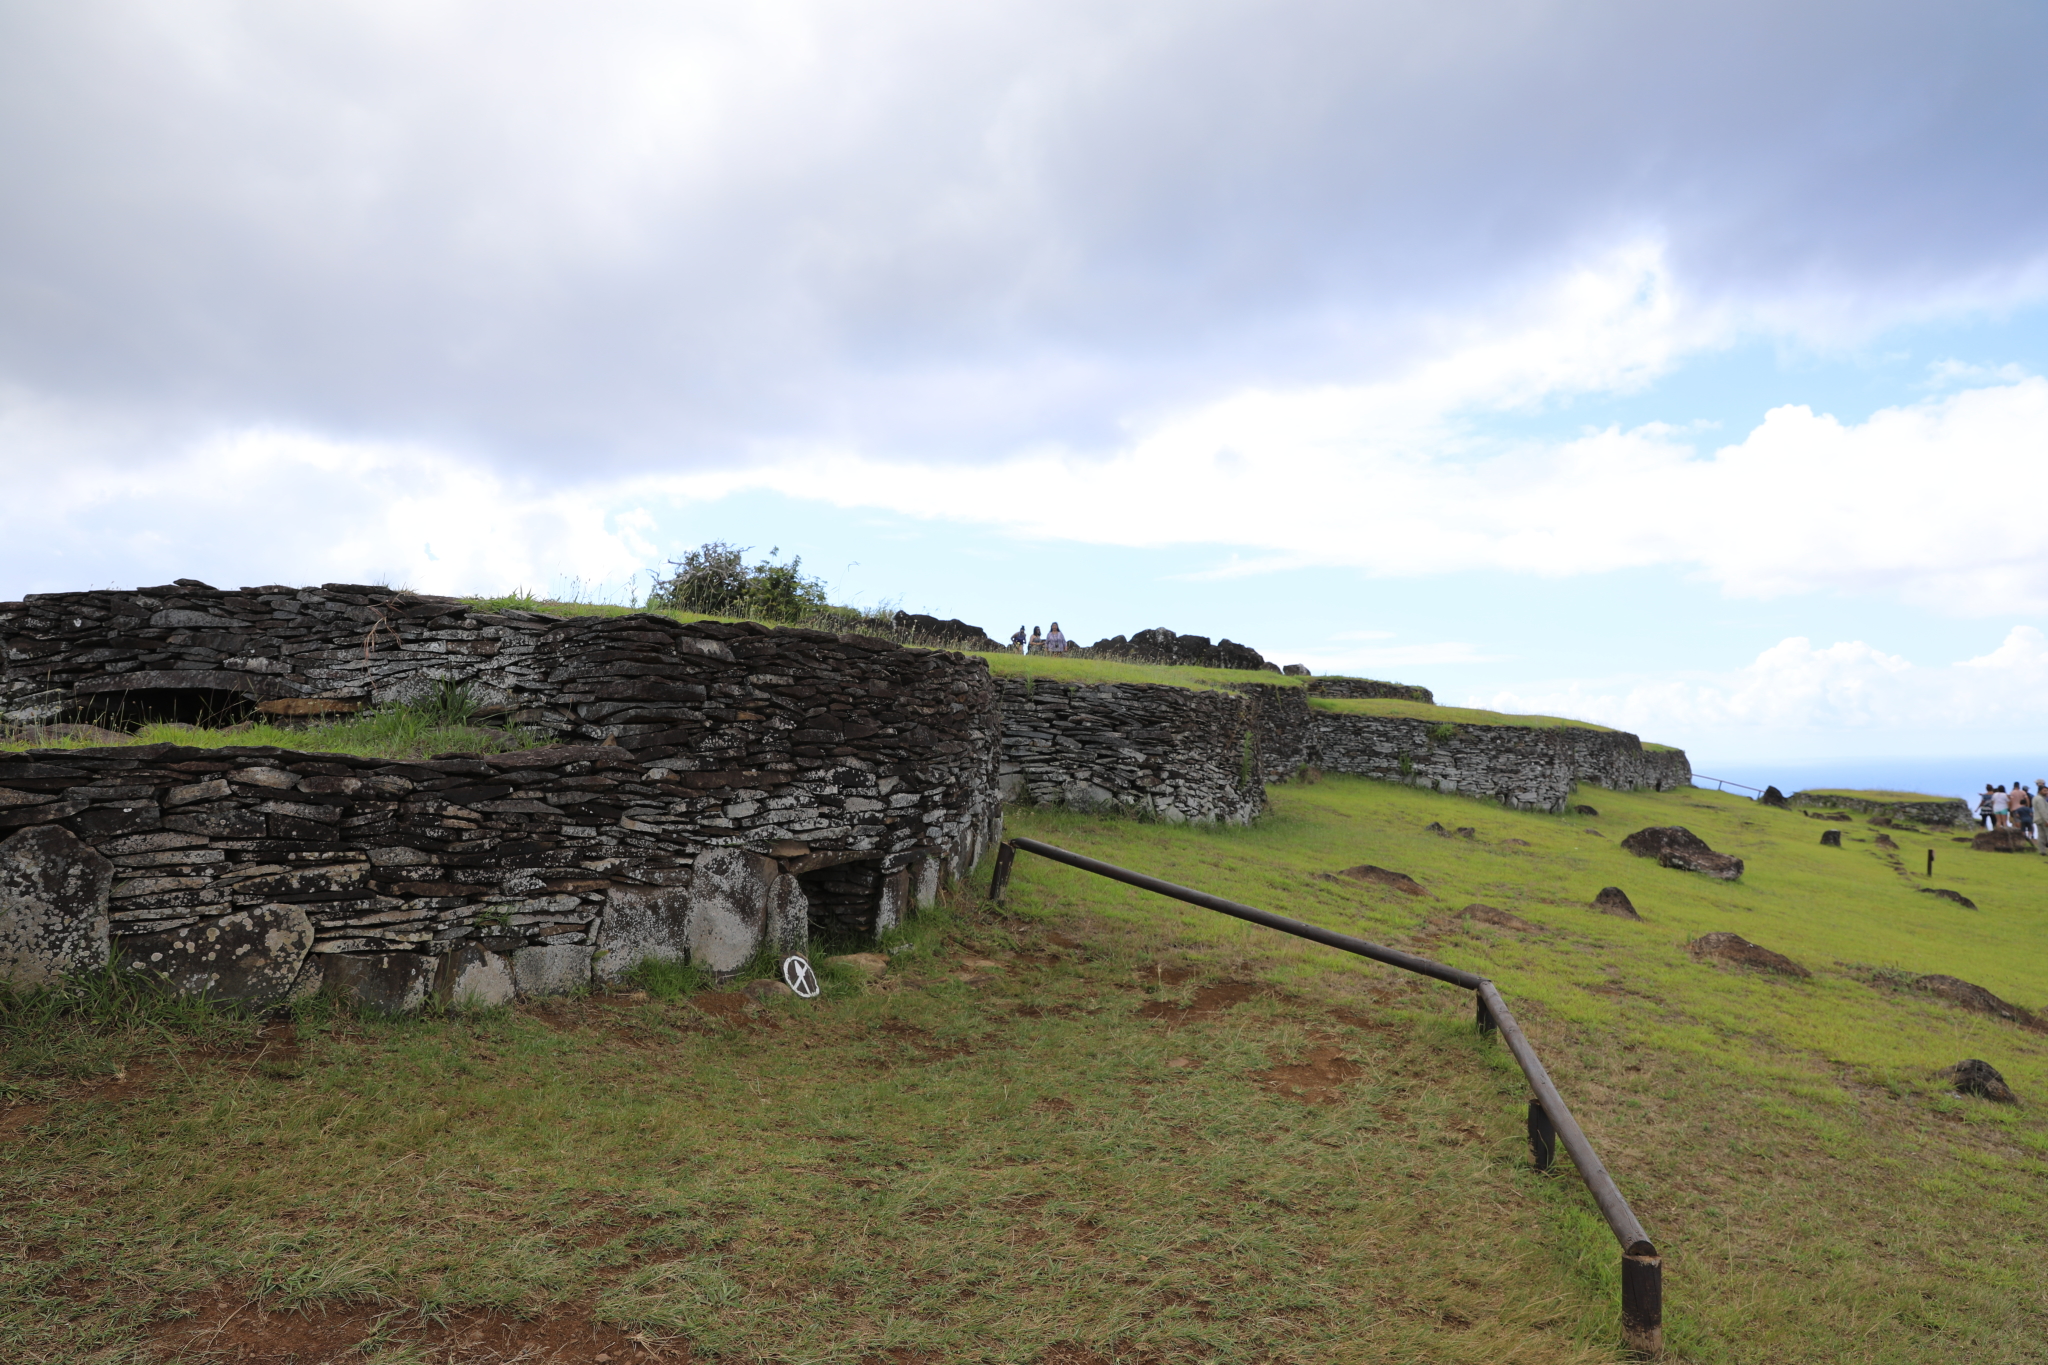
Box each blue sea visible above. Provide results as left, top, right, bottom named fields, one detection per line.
left=1685, top=756, right=2048, bottom=807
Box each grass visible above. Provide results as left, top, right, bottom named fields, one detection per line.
left=8, top=777, right=2048, bottom=1361
left=1309, top=697, right=1615, bottom=733
left=1796, top=788, right=1962, bottom=803
left=0, top=707, right=543, bottom=763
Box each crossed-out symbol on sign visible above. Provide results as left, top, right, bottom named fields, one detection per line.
left=781, top=955, right=821, bottom=999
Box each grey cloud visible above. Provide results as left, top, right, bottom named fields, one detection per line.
left=0, top=0, right=2044, bottom=472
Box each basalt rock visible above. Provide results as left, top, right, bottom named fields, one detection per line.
left=1939, top=1058, right=2018, bottom=1103
left=891, top=612, right=1002, bottom=651
left=1088, top=627, right=1274, bottom=672
left=1334, top=865, right=1426, bottom=896
left=1759, top=786, right=1789, bottom=808
left=1918, top=887, right=1978, bottom=910
left=0, top=824, right=113, bottom=988
left=1913, top=975, right=2040, bottom=1030
left=1571, top=804, right=1599, bottom=816
left=1688, top=931, right=1808, bottom=978
left=1820, top=829, right=1842, bottom=847
left=1591, top=886, right=1640, bottom=920
left=1972, top=828, right=2035, bottom=853
left=1623, top=826, right=1743, bottom=879
left=118, top=904, right=313, bottom=1007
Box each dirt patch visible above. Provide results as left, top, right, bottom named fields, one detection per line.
left=1913, top=975, right=2044, bottom=1030
left=1458, top=903, right=1541, bottom=932
left=1688, top=931, right=1810, bottom=978
left=689, top=992, right=752, bottom=1024
left=1326, top=1007, right=1396, bottom=1032
left=880, top=1021, right=973, bottom=1060
left=1045, top=932, right=1086, bottom=950
left=1327, top=865, right=1425, bottom=895
left=1136, top=982, right=1259, bottom=1023
left=1251, top=1047, right=1365, bottom=1103
left=1032, top=1097, right=1076, bottom=1114
left=150, top=1294, right=683, bottom=1362
left=1145, top=965, right=1199, bottom=986
left=0, top=1101, right=51, bottom=1138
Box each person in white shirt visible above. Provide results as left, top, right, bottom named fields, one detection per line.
left=1046, top=622, right=1067, bottom=654
left=1992, top=785, right=2010, bottom=828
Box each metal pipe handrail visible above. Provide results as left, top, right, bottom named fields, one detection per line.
left=1693, top=774, right=1763, bottom=795
left=995, top=836, right=1664, bottom=1356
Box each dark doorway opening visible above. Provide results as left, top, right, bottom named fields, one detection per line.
left=74, top=687, right=259, bottom=731
left=796, top=859, right=884, bottom=943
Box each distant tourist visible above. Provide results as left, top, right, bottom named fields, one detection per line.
left=1046, top=622, right=1067, bottom=654
left=1980, top=785, right=1997, bottom=829
left=2016, top=784, right=2035, bottom=839
left=1009, top=625, right=1027, bottom=652
left=1993, top=785, right=2010, bottom=829
left=1029, top=626, right=1043, bottom=654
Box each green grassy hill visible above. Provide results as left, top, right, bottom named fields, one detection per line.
left=7, top=775, right=2046, bottom=1361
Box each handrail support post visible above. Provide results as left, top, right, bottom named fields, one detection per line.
left=1622, top=1244, right=1663, bottom=1357
left=989, top=841, right=1016, bottom=903
left=1526, top=1097, right=1555, bottom=1173
left=1475, top=990, right=1495, bottom=1036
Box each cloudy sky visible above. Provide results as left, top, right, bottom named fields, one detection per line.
left=5, top=0, right=2048, bottom=777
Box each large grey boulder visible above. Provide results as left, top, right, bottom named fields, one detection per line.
left=512, top=944, right=593, bottom=996
left=434, top=944, right=515, bottom=1009
left=598, top=849, right=807, bottom=981
left=323, top=952, right=437, bottom=1013
left=0, top=825, right=114, bottom=988
left=119, top=904, right=313, bottom=1007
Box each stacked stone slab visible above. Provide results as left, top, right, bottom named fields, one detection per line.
left=1, top=587, right=1003, bottom=1006
left=1789, top=791, right=1973, bottom=826
left=1, top=580, right=560, bottom=726
left=1305, top=677, right=1435, bottom=704
left=1307, top=709, right=1690, bottom=811
left=994, top=678, right=1265, bottom=825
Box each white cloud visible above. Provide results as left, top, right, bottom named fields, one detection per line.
left=1481, top=627, right=2048, bottom=755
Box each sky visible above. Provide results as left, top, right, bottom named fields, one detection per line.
left=5, top=0, right=2048, bottom=789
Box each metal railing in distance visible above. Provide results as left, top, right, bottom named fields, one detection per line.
left=1693, top=774, right=1763, bottom=796
left=999, top=836, right=1664, bottom=1357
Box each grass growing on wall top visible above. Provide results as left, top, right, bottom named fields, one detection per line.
left=6, top=776, right=2048, bottom=1361
left=0, top=707, right=542, bottom=763
left=1310, top=696, right=1615, bottom=732
left=1798, top=787, right=1962, bottom=803
left=973, top=649, right=1305, bottom=691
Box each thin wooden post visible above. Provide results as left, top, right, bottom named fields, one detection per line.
left=1621, top=1245, right=1664, bottom=1357
left=989, top=841, right=1016, bottom=903
left=1526, top=1097, right=1555, bottom=1173
left=1926, top=848, right=1935, bottom=877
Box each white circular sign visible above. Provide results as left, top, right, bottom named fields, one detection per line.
left=781, top=955, right=821, bottom=998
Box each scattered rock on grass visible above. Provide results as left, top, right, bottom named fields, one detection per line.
left=1591, top=886, right=1641, bottom=920
left=1819, top=830, right=1842, bottom=847
left=1913, top=975, right=2040, bottom=1029
left=1622, top=828, right=1745, bottom=879
left=1918, top=887, right=1978, bottom=909
left=742, top=977, right=795, bottom=1001
left=1332, top=865, right=1426, bottom=895
left=1688, top=931, right=1809, bottom=978
left=1939, top=1058, right=2018, bottom=1103
left=1572, top=804, right=1599, bottom=816
left=1874, top=833, right=1899, bottom=849
left=1424, top=822, right=1447, bottom=835
left=1972, top=828, right=2035, bottom=853
left=1759, top=786, right=1789, bottom=808
left=1461, top=903, right=1541, bottom=932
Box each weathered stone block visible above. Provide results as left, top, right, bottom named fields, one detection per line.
left=513, top=944, right=593, bottom=996
left=0, top=825, right=114, bottom=988
left=599, top=882, right=691, bottom=981
left=686, top=847, right=779, bottom=973
left=435, top=945, right=515, bottom=1008
left=323, top=952, right=437, bottom=1013
left=118, top=904, right=313, bottom=1007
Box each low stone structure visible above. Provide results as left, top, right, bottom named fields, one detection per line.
left=1305, top=677, right=1435, bottom=704
left=1306, top=708, right=1690, bottom=812
left=1084, top=627, right=1275, bottom=672
left=993, top=677, right=1264, bottom=825
left=1788, top=791, right=1972, bottom=826
left=1, top=586, right=1004, bottom=1006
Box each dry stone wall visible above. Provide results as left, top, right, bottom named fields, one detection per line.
left=1305, top=677, right=1435, bottom=704
left=1307, top=710, right=1690, bottom=811
left=994, top=678, right=1264, bottom=825
left=1, top=585, right=1003, bottom=1007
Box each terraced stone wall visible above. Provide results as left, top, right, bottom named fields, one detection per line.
left=993, top=678, right=1264, bottom=825
left=1307, top=711, right=1691, bottom=812
left=0, top=595, right=1004, bottom=1005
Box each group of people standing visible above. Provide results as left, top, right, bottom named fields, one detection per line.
left=1008, top=622, right=1068, bottom=654
left=1978, top=781, right=2046, bottom=837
